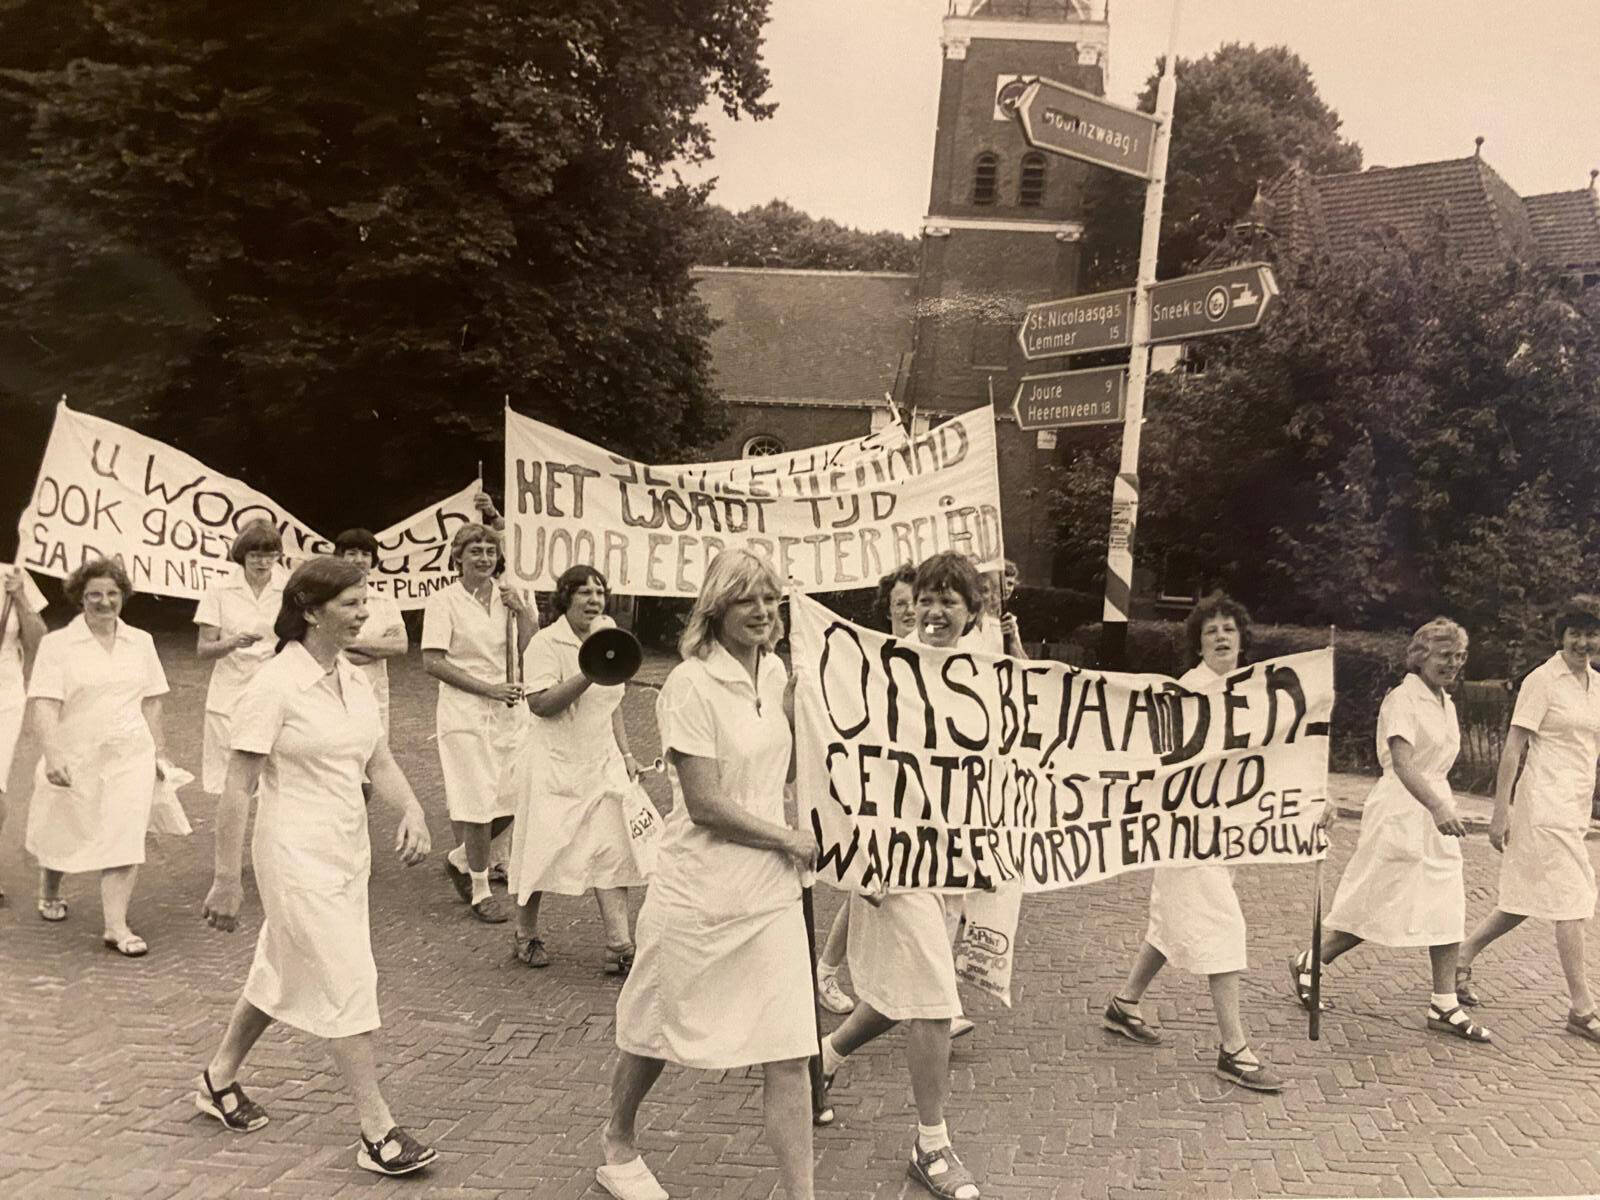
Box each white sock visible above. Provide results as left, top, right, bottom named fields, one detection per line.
left=820, top=1034, right=845, bottom=1076
left=817, top=962, right=840, bottom=984
left=448, top=844, right=468, bottom=871
left=1431, top=991, right=1457, bottom=1012
left=469, top=870, right=491, bottom=905
left=917, top=1121, right=951, bottom=1153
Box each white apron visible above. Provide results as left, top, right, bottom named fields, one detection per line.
left=195, top=570, right=284, bottom=794
left=615, top=646, right=816, bottom=1069
left=1498, top=655, right=1600, bottom=921
left=0, top=565, right=46, bottom=790
left=1326, top=673, right=1465, bottom=946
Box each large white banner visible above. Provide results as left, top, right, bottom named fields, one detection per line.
left=16, top=403, right=474, bottom=609
left=790, top=594, right=1332, bottom=896
left=504, top=406, right=1002, bottom=596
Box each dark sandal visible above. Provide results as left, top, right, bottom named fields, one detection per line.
left=812, top=1068, right=836, bottom=1127
left=1428, top=1003, right=1491, bottom=1043
left=443, top=859, right=472, bottom=904
left=1102, top=996, right=1161, bottom=1045
left=195, top=1069, right=270, bottom=1132
left=513, top=934, right=550, bottom=968
left=908, top=1142, right=980, bottom=1200
left=604, top=943, right=635, bottom=976
left=1289, top=951, right=1330, bottom=1012
left=1216, top=1044, right=1285, bottom=1092
left=1455, top=965, right=1482, bottom=1007
left=356, top=1125, right=436, bottom=1176
left=1566, top=1010, right=1600, bottom=1044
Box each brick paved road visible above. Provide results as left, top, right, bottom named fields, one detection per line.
left=3, top=637, right=1598, bottom=1199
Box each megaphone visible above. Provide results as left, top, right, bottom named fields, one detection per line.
left=578, top=626, right=643, bottom=686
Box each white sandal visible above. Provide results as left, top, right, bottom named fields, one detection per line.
left=596, top=1156, right=669, bottom=1200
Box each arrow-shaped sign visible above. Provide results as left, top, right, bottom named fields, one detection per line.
left=1012, top=77, right=1159, bottom=180
left=1147, top=263, right=1279, bottom=344
left=1012, top=366, right=1127, bottom=431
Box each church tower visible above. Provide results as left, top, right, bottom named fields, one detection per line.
left=906, top=0, right=1110, bottom=586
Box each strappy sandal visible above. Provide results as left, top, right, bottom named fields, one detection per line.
left=1428, top=1003, right=1491, bottom=1043
left=1566, top=1010, right=1600, bottom=1044
left=604, top=943, right=635, bottom=976
left=1102, top=996, right=1160, bottom=1045
left=356, top=1125, right=436, bottom=1176
left=37, top=897, right=67, bottom=922
left=513, top=934, right=550, bottom=968
left=908, top=1141, right=981, bottom=1200
left=194, top=1068, right=270, bottom=1132
left=103, top=932, right=148, bottom=958
left=1216, top=1044, right=1285, bottom=1092
left=1289, top=951, right=1330, bottom=1012
left=1455, top=965, right=1482, bottom=1007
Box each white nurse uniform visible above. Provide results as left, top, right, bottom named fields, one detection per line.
left=352, top=590, right=405, bottom=735
left=233, top=643, right=385, bottom=1039
left=1325, top=672, right=1465, bottom=945
left=0, top=565, right=47, bottom=792
left=420, top=581, right=526, bottom=823
left=195, top=570, right=284, bottom=793
left=1497, top=654, right=1600, bottom=922
left=1143, top=662, right=1249, bottom=975
left=24, top=617, right=168, bottom=873
left=615, top=644, right=817, bottom=1069
left=510, top=613, right=644, bottom=901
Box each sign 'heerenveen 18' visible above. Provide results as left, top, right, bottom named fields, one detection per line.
left=1012, top=366, right=1127, bottom=431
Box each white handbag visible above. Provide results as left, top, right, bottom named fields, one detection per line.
left=617, top=782, right=664, bottom=877
left=147, top=761, right=195, bottom=837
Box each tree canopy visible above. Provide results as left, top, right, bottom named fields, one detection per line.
left=1048, top=222, right=1600, bottom=651
left=688, top=200, right=919, bottom=272
left=1080, top=43, right=1362, bottom=288
left=0, top=0, right=773, bottom=534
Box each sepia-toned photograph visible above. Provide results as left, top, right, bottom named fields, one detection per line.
left=2, top=2, right=1598, bottom=1197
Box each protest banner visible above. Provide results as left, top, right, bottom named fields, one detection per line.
left=367, top=481, right=479, bottom=609
left=503, top=406, right=1002, bottom=596
left=790, top=593, right=1332, bottom=898
left=16, top=403, right=331, bottom=599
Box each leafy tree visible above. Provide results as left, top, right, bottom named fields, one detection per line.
left=0, top=0, right=772, bottom=534
left=1080, top=43, right=1362, bottom=288
left=689, top=200, right=918, bottom=272
left=1048, top=221, right=1600, bottom=638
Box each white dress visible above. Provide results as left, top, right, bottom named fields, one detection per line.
left=420, top=581, right=527, bottom=823
left=510, top=614, right=645, bottom=902
left=615, top=645, right=817, bottom=1069
left=233, top=643, right=385, bottom=1039
left=1143, top=662, right=1249, bottom=974
left=24, top=618, right=168, bottom=872
left=195, top=571, right=284, bottom=793
left=351, top=591, right=405, bottom=735
left=1325, top=672, right=1465, bottom=946
left=1497, top=654, right=1600, bottom=922
left=0, top=566, right=47, bottom=791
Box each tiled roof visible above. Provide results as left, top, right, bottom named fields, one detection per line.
left=1525, top=188, right=1600, bottom=268
left=692, top=266, right=916, bottom=405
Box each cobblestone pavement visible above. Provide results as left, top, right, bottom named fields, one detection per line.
left=3, top=637, right=1598, bottom=1199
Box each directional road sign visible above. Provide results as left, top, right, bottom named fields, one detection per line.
left=1012, top=366, right=1127, bottom=431
left=1147, top=262, right=1278, bottom=344
left=1017, top=287, right=1134, bottom=361
left=1012, top=77, right=1159, bottom=180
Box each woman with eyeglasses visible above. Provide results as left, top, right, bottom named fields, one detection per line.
left=1293, top=617, right=1490, bottom=1043
left=195, top=521, right=286, bottom=797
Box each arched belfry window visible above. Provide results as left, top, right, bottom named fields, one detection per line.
left=972, top=152, right=998, bottom=205
left=1019, top=152, right=1046, bottom=206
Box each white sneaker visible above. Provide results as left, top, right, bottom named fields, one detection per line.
left=950, top=1016, right=976, bottom=1039
left=817, top=973, right=856, bottom=1015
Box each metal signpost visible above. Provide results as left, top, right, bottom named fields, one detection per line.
left=1017, top=288, right=1134, bottom=360
left=1012, top=366, right=1126, bottom=431
left=1013, top=76, right=1159, bottom=180
left=1148, top=263, right=1279, bottom=343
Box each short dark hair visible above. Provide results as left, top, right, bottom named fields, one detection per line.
left=1554, top=594, right=1600, bottom=642
left=912, top=552, right=984, bottom=631
left=333, top=528, right=381, bottom=563
left=1185, top=591, right=1252, bottom=666
left=874, top=564, right=917, bottom=630
left=229, top=520, right=284, bottom=566
left=64, top=557, right=133, bottom=609
left=553, top=565, right=608, bottom=616
left=274, top=556, right=366, bottom=652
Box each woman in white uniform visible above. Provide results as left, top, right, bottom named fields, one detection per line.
left=195, top=522, right=285, bottom=796
left=821, top=551, right=983, bottom=1200
left=1291, top=617, right=1489, bottom=1043
left=25, top=559, right=167, bottom=954
left=333, top=529, right=409, bottom=737
left=421, top=525, right=535, bottom=923
left=600, top=549, right=816, bottom=1200
left=1104, top=593, right=1286, bottom=1087
left=197, top=556, right=436, bottom=1176
left=512, top=565, right=645, bottom=972
left=0, top=565, right=47, bottom=907
left=1456, top=596, right=1600, bottom=1044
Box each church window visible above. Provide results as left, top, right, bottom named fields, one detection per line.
left=972, top=153, right=998, bottom=205
left=741, top=434, right=786, bottom=457
left=1019, top=152, right=1046, bottom=206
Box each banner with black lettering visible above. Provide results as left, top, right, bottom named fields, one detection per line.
left=790, top=594, right=1332, bottom=897
left=503, top=406, right=1002, bottom=596
left=366, top=481, right=478, bottom=608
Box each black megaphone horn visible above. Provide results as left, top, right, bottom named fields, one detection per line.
left=578, top=626, right=643, bottom=686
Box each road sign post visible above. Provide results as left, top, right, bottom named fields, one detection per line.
left=1012, top=366, right=1126, bottom=430
left=1148, top=263, right=1278, bottom=343
left=1013, top=77, right=1159, bottom=180
left=1017, top=288, right=1134, bottom=360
